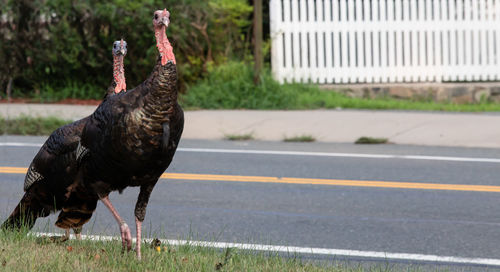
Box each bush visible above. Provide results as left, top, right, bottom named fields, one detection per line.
left=181, top=61, right=319, bottom=109
left=0, top=0, right=253, bottom=98
left=181, top=61, right=500, bottom=112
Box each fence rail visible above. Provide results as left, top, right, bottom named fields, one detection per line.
left=270, top=0, right=500, bottom=84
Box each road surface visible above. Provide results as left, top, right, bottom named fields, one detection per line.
left=1, top=136, right=500, bottom=270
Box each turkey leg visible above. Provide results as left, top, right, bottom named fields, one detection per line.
left=134, top=184, right=155, bottom=260
left=101, top=196, right=132, bottom=251
left=63, top=227, right=82, bottom=241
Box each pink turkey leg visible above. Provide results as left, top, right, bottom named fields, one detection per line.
left=101, top=196, right=132, bottom=251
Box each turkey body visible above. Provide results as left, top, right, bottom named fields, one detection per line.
left=1, top=41, right=128, bottom=231
left=1, top=118, right=90, bottom=229
left=61, top=60, right=183, bottom=228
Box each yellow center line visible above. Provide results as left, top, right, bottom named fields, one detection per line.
left=2, top=167, right=499, bottom=193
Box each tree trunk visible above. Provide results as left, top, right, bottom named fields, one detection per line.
left=253, top=0, right=263, bottom=85
left=6, top=77, right=13, bottom=102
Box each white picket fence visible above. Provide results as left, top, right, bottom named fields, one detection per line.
left=270, top=0, right=500, bottom=84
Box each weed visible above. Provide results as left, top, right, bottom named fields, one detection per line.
left=224, top=133, right=254, bottom=141
left=355, top=137, right=389, bottom=144
left=284, top=135, right=316, bottom=142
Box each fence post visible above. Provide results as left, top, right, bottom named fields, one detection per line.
left=270, top=0, right=282, bottom=83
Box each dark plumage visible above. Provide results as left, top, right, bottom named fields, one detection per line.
left=1, top=40, right=128, bottom=238
left=58, top=9, right=183, bottom=259
left=1, top=119, right=87, bottom=230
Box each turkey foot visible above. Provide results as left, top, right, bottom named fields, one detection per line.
left=63, top=227, right=82, bottom=241
left=73, top=227, right=82, bottom=240
left=100, top=196, right=132, bottom=251
left=50, top=234, right=69, bottom=243
left=120, top=222, right=132, bottom=252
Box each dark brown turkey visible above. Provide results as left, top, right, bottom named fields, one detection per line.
left=1, top=40, right=128, bottom=239
left=59, top=9, right=183, bottom=259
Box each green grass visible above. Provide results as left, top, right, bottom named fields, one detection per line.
left=0, top=116, right=72, bottom=136
left=0, top=230, right=412, bottom=272
left=355, top=137, right=390, bottom=145
left=180, top=61, right=500, bottom=112
left=7, top=62, right=500, bottom=112
left=224, top=133, right=254, bottom=141
left=284, top=135, right=316, bottom=143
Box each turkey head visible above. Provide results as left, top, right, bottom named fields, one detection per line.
left=153, top=9, right=175, bottom=65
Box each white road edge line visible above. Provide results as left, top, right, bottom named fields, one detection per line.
left=2, top=142, right=500, bottom=164
left=0, top=142, right=43, bottom=147
left=33, top=232, right=500, bottom=266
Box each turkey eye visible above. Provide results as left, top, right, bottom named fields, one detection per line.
left=114, top=44, right=117, bottom=48
left=154, top=14, right=158, bottom=20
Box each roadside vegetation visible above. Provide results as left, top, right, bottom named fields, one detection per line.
left=0, top=116, right=71, bottom=136
left=284, top=135, right=316, bottom=143
left=355, top=137, right=390, bottom=145
left=1, top=0, right=256, bottom=100
left=224, top=132, right=254, bottom=141
left=0, top=230, right=419, bottom=272
left=181, top=62, right=500, bottom=112
left=4, top=2, right=500, bottom=112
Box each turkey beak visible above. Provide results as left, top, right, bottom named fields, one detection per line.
left=120, top=49, right=126, bottom=55
left=161, top=16, right=169, bottom=27
left=162, top=9, right=170, bottom=27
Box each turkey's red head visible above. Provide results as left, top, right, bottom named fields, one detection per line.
left=153, top=9, right=170, bottom=28
left=153, top=9, right=176, bottom=66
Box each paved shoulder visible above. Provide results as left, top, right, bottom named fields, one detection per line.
left=2, top=104, right=500, bottom=148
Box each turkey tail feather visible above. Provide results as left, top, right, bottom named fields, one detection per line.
left=1, top=186, right=53, bottom=231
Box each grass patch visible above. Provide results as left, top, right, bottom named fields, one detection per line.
left=181, top=61, right=500, bottom=112
left=0, top=230, right=390, bottom=272
left=0, top=116, right=72, bottom=136
left=284, top=135, right=316, bottom=142
left=355, top=137, right=389, bottom=145
left=224, top=133, right=254, bottom=141
left=34, top=80, right=105, bottom=103
left=7, top=62, right=500, bottom=112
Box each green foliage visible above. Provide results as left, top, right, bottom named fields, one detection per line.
left=355, top=137, right=389, bottom=145
left=181, top=61, right=312, bottom=109
left=0, top=0, right=253, bottom=97
left=0, top=116, right=71, bottom=135
left=0, top=230, right=426, bottom=271
left=182, top=61, right=500, bottom=112
left=34, top=81, right=104, bottom=102
left=225, top=133, right=254, bottom=141
left=284, top=135, right=316, bottom=143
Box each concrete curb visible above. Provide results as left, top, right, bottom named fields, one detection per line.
left=1, top=104, right=500, bottom=148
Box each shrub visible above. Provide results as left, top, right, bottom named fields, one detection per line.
left=181, top=61, right=319, bottom=109
left=0, top=0, right=253, bottom=98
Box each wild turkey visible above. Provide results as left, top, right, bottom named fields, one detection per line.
left=59, top=9, right=183, bottom=259
left=106, top=39, right=128, bottom=98
left=1, top=40, right=128, bottom=239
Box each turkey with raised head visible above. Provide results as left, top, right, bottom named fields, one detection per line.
left=61, top=9, right=183, bottom=260
left=1, top=40, right=129, bottom=240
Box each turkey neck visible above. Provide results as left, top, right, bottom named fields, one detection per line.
left=112, top=55, right=126, bottom=94
left=140, top=24, right=178, bottom=124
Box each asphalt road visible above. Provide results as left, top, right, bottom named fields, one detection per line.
left=2, top=136, right=500, bottom=270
